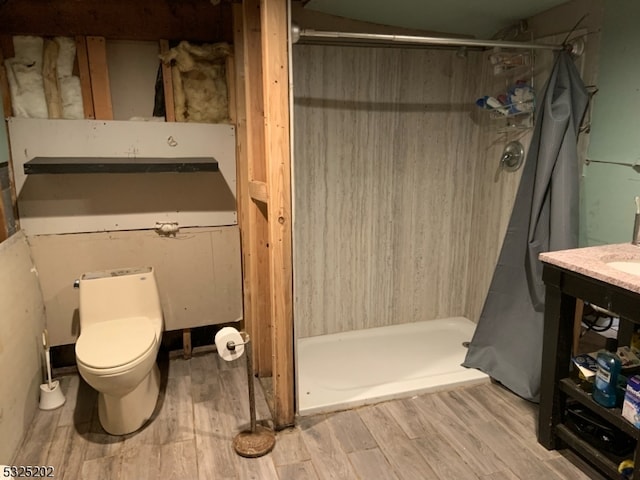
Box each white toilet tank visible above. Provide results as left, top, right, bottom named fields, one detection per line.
left=79, top=267, right=162, bottom=326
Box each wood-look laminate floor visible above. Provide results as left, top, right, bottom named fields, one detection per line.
left=13, top=349, right=605, bottom=480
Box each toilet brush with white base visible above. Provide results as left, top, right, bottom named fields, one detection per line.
left=39, top=329, right=65, bottom=411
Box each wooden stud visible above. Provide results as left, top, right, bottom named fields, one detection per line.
left=0, top=173, right=8, bottom=242
left=6, top=146, right=19, bottom=234
left=42, top=39, right=63, bottom=119
left=0, top=36, right=14, bottom=59
left=231, top=3, right=253, bottom=365
left=226, top=54, right=237, bottom=124
left=183, top=328, right=192, bottom=360
left=171, top=65, right=185, bottom=122
left=243, top=0, right=273, bottom=378
left=253, top=205, right=272, bottom=376
left=74, top=36, right=95, bottom=119
left=85, top=36, right=113, bottom=120
left=260, top=0, right=295, bottom=428
left=0, top=36, right=14, bottom=118
left=244, top=1, right=267, bottom=184
left=0, top=48, right=12, bottom=118
left=0, top=37, right=17, bottom=232
left=159, top=40, right=175, bottom=122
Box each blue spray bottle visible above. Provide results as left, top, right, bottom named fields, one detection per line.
left=593, top=338, right=622, bottom=408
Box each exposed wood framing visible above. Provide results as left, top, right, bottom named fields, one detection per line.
left=231, top=4, right=253, bottom=346
left=159, top=40, right=176, bottom=122
left=0, top=37, right=18, bottom=235
left=0, top=0, right=234, bottom=44
left=183, top=328, right=192, bottom=360
left=42, top=39, right=63, bottom=119
left=85, top=37, right=112, bottom=120
left=226, top=55, right=237, bottom=124
left=0, top=176, right=7, bottom=242
left=236, top=0, right=295, bottom=427
left=75, top=36, right=95, bottom=119
left=242, top=0, right=273, bottom=378
left=249, top=180, right=268, bottom=203
left=0, top=68, right=10, bottom=118
left=0, top=36, right=14, bottom=58
left=260, top=0, right=295, bottom=429
left=0, top=43, right=12, bottom=118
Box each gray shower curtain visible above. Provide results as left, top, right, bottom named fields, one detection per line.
left=462, top=50, right=589, bottom=402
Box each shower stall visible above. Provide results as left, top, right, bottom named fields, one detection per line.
left=292, top=29, right=581, bottom=414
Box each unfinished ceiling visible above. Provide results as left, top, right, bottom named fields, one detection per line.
left=304, top=0, right=570, bottom=39
left=0, top=0, right=233, bottom=43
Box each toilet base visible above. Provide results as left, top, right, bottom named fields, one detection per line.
left=97, top=363, right=160, bottom=435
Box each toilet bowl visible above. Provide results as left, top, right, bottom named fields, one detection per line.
left=75, top=267, right=163, bottom=435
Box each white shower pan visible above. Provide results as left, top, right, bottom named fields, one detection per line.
left=297, top=317, right=489, bottom=415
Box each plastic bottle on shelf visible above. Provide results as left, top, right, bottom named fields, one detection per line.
left=592, top=338, right=622, bottom=408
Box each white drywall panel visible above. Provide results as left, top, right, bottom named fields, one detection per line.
left=0, top=232, right=47, bottom=463
left=27, top=226, right=243, bottom=346
left=9, top=118, right=237, bottom=235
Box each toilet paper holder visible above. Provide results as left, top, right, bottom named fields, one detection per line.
left=225, top=334, right=249, bottom=351
left=215, top=328, right=276, bottom=458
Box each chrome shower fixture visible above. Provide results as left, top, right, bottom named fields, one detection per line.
left=500, top=141, right=525, bottom=172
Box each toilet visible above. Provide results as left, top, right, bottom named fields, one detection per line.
left=75, top=267, right=163, bottom=435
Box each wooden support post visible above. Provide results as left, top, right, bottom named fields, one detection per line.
left=0, top=36, right=14, bottom=59
left=231, top=3, right=253, bottom=355
left=42, top=39, right=62, bottom=119
left=243, top=0, right=273, bottom=378
left=0, top=62, right=11, bottom=119
left=0, top=37, right=13, bottom=118
left=0, top=36, right=17, bottom=235
left=226, top=54, right=237, bottom=124
left=183, top=328, right=192, bottom=360
left=0, top=203, right=7, bottom=242
left=75, top=36, right=95, bottom=119
left=85, top=36, right=113, bottom=120
left=260, top=0, right=294, bottom=429
left=0, top=165, right=8, bottom=242
left=159, top=40, right=175, bottom=122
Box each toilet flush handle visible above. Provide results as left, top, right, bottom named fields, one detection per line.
left=73, top=279, right=80, bottom=289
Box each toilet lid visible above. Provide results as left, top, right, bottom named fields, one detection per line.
left=76, top=317, right=156, bottom=369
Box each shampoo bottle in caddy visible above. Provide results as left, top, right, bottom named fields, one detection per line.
left=593, top=338, right=622, bottom=408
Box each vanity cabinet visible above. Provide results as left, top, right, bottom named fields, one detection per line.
left=539, top=245, right=640, bottom=479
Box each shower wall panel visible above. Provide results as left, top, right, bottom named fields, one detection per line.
left=293, top=45, right=482, bottom=338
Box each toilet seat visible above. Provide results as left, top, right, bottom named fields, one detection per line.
left=76, top=317, right=156, bottom=370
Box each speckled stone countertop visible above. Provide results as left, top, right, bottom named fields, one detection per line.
left=540, top=243, right=640, bottom=295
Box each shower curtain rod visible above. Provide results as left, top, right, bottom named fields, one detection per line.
left=292, top=26, right=583, bottom=55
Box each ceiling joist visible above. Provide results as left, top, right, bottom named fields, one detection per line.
left=0, top=0, right=234, bottom=43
